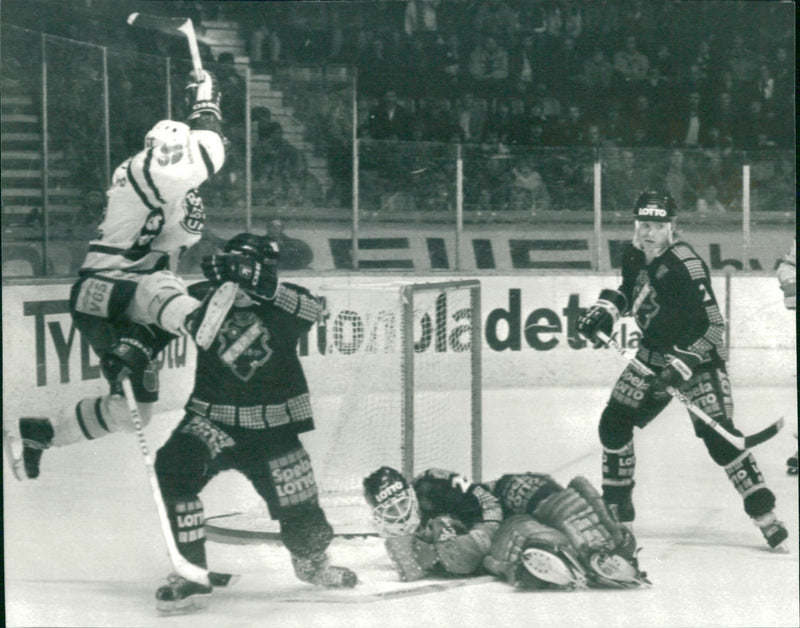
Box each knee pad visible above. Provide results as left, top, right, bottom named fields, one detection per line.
left=155, top=431, right=213, bottom=499
left=599, top=402, right=636, bottom=450
left=279, top=504, right=334, bottom=558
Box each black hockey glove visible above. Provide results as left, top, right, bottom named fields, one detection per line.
left=650, top=346, right=704, bottom=393
left=100, top=334, right=153, bottom=385
left=201, top=253, right=278, bottom=300
left=577, top=289, right=627, bottom=342
left=186, top=70, right=221, bottom=122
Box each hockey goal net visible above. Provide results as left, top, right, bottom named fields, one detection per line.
left=205, top=279, right=482, bottom=541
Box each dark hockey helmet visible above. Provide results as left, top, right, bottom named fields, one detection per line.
left=224, top=232, right=280, bottom=265
left=632, top=189, right=677, bottom=222
left=363, top=466, right=420, bottom=537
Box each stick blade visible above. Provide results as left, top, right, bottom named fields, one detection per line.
left=743, top=416, right=785, bottom=449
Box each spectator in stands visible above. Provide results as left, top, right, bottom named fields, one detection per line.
left=736, top=98, right=776, bottom=151
left=473, top=0, right=519, bottom=45
left=404, top=0, right=440, bottom=46
left=555, top=103, right=587, bottom=146
left=424, top=96, right=462, bottom=143
left=509, top=32, right=540, bottom=96
left=625, top=94, right=657, bottom=146
left=600, top=103, right=626, bottom=147
left=607, top=148, right=649, bottom=212
left=467, top=35, right=509, bottom=100
left=24, top=207, right=43, bottom=230
left=509, top=161, right=552, bottom=213
left=612, top=35, right=649, bottom=93
left=454, top=90, right=487, bottom=144
left=68, top=190, right=105, bottom=233
left=707, top=91, right=738, bottom=147
left=667, top=90, right=705, bottom=149
left=531, top=82, right=562, bottom=122
left=581, top=46, right=614, bottom=95
left=366, top=90, right=413, bottom=141
left=548, top=36, right=582, bottom=95
left=216, top=53, right=247, bottom=130
left=696, top=183, right=728, bottom=214
left=662, top=148, right=699, bottom=210
left=249, top=20, right=281, bottom=68
left=436, top=32, right=464, bottom=93
left=266, top=218, right=313, bottom=270
left=722, top=33, right=760, bottom=84
left=651, top=43, right=678, bottom=84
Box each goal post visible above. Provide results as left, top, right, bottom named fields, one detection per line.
left=205, top=279, right=482, bottom=541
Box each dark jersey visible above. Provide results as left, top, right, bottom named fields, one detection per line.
left=483, top=473, right=563, bottom=517
left=187, top=281, right=322, bottom=422
left=412, top=468, right=503, bottom=530
left=619, top=241, right=726, bottom=362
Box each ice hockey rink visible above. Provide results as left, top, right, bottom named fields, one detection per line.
left=4, top=384, right=797, bottom=628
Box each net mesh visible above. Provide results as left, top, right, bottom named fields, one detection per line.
left=206, top=280, right=479, bottom=539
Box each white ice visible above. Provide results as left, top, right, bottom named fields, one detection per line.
left=4, top=386, right=798, bottom=628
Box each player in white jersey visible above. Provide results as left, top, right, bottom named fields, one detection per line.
left=3, top=70, right=236, bottom=481
left=776, top=237, right=796, bottom=474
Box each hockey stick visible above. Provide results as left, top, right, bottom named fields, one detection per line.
left=595, top=332, right=784, bottom=450
left=120, top=378, right=236, bottom=587
left=126, top=13, right=204, bottom=78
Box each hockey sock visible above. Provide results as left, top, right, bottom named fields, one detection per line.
left=167, top=499, right=207, bottom=568
left=723, top=451, right=774, bottom=519
left=601, top=442, right=635, bottom=522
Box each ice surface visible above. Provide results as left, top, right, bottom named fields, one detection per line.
left=4, top=386, right=798, bottom=628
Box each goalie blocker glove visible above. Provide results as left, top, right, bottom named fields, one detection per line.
left=577, top=289, right=628, bottom=343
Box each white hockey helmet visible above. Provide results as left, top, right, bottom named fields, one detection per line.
left=363, top=466, right=420, bottom=537
left=145, top=120, right=191, bottom=150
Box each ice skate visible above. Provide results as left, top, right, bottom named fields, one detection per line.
left=787, top=452, right=798, bottom=475
left=185, top=281, right=238, bottom=350
left=4, top=418, right=54, bottom=480
left=753, top=511, right=789, bottom=551
left=521, top=545, right=588, bottom=590
left=292, top=553, right=358, bottom=588
left=155, top=574, right=212, bottom=615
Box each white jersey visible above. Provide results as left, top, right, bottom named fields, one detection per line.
left=80, top=129, right=225, bottom=275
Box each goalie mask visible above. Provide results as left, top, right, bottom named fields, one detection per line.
left=363, top=466, right=421, bottom=537
left=145, top=120, right=191, bottom=150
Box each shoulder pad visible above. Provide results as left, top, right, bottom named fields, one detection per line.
left=667, top=241, right=700, bottom=263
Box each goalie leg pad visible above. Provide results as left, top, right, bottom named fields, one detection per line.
left=483, top=514, right=575, bottom=588
left=533, top=487, right=618, bottom=559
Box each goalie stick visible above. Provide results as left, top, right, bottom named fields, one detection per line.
left=596, top=332, right=784, bottom=449
left=120, top=378, right=237, bottom=588
left=126, top=12, right=204, bottom=77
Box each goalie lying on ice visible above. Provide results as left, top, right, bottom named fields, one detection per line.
left=362, top=467, right=649, bottom=589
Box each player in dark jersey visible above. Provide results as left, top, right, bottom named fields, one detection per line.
left=153, top=233, right=356, bottom=614
left=363, top=467, right=648, bottom=589
left=577, top=190, right=788, bottom=550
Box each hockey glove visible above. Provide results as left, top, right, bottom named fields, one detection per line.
left=201, top=253, right=278, bottom=300
left=186, top=70, right=221, bottom=122
left=650, top=346, right=704, bottom=393
left=100, top=333, right=154, bottom=385
left=576, top=289, right=627, bottom=342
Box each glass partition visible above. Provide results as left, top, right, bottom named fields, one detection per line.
left=1, top=22, right=795, bottom=278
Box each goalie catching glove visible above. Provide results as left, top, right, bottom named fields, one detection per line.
left=577, top=289, right=627, bottom=343
left=384, top=515, right=495, bottom=581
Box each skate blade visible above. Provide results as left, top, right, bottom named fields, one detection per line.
left=2, top=427, right=25, bottom=481
left=156, top=593, right=211, bottom=616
